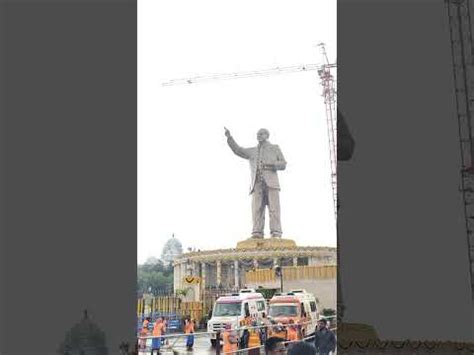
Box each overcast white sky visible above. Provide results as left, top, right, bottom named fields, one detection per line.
left=138, top=0, right=337, bottom=264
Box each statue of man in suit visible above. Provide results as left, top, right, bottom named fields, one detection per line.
left=225, top=127, right=287, bottom=239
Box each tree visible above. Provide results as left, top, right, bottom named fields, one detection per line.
left=321, top=308, right=336, bottom=317
left=255, top=287, right=278, bottom=300
left=175, top=287, right=191, bottom=298
left=137, top=260, right=174, bottom=296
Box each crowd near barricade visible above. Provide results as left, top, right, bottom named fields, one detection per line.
left=137, top=315, right=337, bottom=354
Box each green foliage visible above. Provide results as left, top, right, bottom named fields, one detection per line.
left=255, top=287, right=278, bottom=300
left=175, top=288, right=190, bottom=297
left=321, top=308, right=336, bottom=317
left=137, top=259, right=174, bottom=296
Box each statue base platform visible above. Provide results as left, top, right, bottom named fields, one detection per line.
left=236, top=237, right=297, bottom=250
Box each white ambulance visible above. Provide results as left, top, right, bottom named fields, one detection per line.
left=207, top=289, right=267, bottom=347
left=268, top=289, right=319, bottom=337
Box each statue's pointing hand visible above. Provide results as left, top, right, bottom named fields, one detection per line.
left=224, top=127, right=231, bottom=138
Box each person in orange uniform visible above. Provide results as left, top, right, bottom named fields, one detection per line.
left=184, top=317, right=195, bottom=350
left=271, top=322, right=287, bottom=340
left=151, top=318, right=163, bottom=354
left=223, top=323, right=238, bottom=354
left=260, top=313, right=271, bottom=345
left=239, top=314, right=252, bottom=350
left=161, top=317, right=167, bottom=346
left=299, top=311, right=308, bottom=339
left=139, top=317, right=151, bottom=350
left=286, top=320, right=299, bottom=343
left=267, top=320, right=275, bottom=338
left=247, top=320, right=261, bottom=355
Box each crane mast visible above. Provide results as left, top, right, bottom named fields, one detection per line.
left=446, top=0, right=474, bottom=300
left=318, top=43, right=338, bottom=219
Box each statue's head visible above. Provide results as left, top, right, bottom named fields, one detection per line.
left=257, top=128, right=270, bottom=143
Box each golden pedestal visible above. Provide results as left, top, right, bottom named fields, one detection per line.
left=236, top=237, right=297, bottom=250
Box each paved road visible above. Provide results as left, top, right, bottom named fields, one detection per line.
left=137, top=332, right=331, bottom=354
left=138, top=333, right=269, bottom=354
left=138, top=332, right=223, bottom=354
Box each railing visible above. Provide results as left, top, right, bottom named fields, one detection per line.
left=246, top=265, right=337, bottom=283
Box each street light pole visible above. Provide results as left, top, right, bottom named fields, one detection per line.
left=274, top=261, right=283, bottom=293
left=280, top=272, right=283, bottom=294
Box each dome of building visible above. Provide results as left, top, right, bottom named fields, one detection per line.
left=161, top=234, right=183, bottom=265
left=58, top=310, right=108, bottom=355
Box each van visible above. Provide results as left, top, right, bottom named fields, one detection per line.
left=207, top=289, right=267, bottom=347
left=268, top=289, right=319, bottom=338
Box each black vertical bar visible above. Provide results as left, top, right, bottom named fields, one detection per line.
left=456, top=2, right=474, bottom=164
left=0, top=1, right=137, bottom=352
left=448, top=0, right=474, bottom=299
left=461, top=0, right=474, bottom=297
left=216, top=331, right=221, bottom=354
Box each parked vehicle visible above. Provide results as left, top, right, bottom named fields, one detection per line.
left=268, top=289, right=319, bottom=338
left=207, top=289, right=267, bottom=347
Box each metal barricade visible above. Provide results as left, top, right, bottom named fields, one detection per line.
left=137, top=314, right=337, bottom=354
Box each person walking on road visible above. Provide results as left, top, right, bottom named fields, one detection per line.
left=314, top=319, right=336, bottom=355
left=299, top=311, right=307, bottom=338
left=139, top=317, right=151, bottom=350
left=260, top=313, right=271, bottom=344
left=247, top=320, right=261, bottom=355
left=239, top=311, right=252, bottom=350
left=223, top=324, right=238, bottom=354
left=151, top=318, right=164, bottom=354
left=286, top=320, right=299, bottom=343
left=161, top=317, right=168, bottom=346
left=271, top=322, right=287, bottom=340
left=184, top=317, right=195, bottom=350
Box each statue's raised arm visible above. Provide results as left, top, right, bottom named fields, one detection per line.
left=225, top=127, right=251, bottom=159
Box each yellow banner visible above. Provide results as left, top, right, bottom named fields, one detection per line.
left=183, top=275, right=201, bottom=284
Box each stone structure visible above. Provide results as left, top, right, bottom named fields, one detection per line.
left=58, top=310, right=108, bottom=355
left=245, top=265, right=337, bottom=310
left=173, top=237, right=336, bottom=302
left=225, top=127, right=286, bottom=238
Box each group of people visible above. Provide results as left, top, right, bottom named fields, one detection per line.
left=222, top=317, right=336, bottom=355
left=224, top=312, right=303, bottom=352
left=139, top=316, right=195, bottom=353
left=264, top=318, right=336, bottom=355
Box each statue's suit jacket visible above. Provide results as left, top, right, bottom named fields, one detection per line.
left=227, top=137, right=287, bottom=194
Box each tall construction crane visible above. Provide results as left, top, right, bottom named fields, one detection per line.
left=446, top=0, right=474, bottom=301
left=162, top=43, right=338, bottom=218
left=317, top=43, right=338, bottom=217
